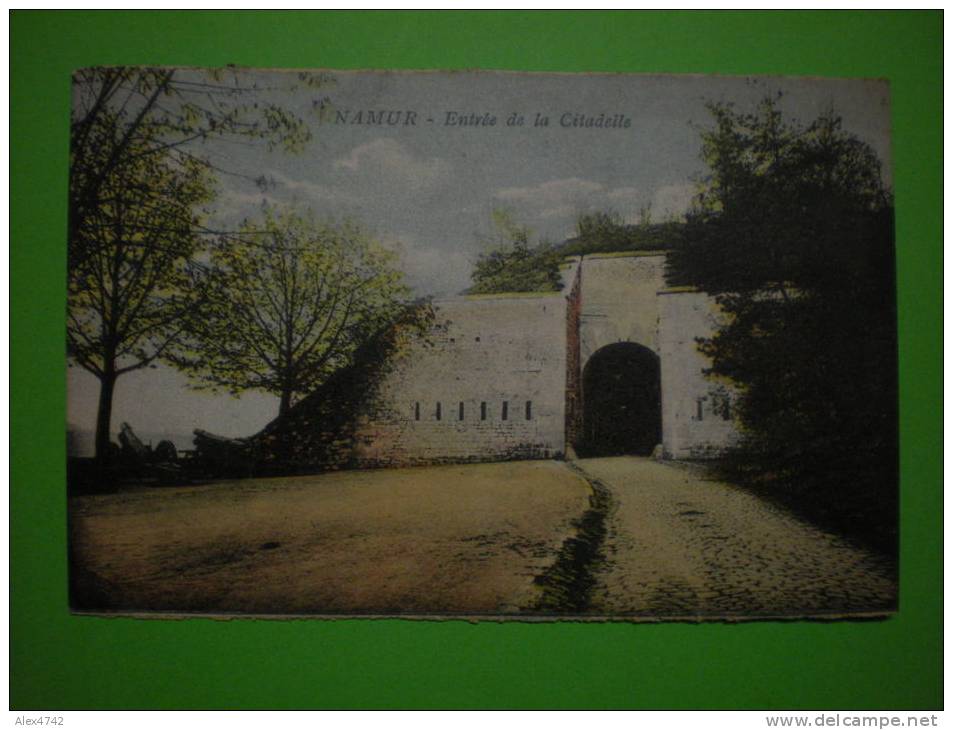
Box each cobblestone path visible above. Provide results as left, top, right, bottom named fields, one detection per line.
left=575, top=457, right=897, bottom=619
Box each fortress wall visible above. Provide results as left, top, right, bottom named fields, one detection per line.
left=578, top=253, right=667, bottom=365
left=563, top=260, right=583, bottom=450
left=349, top=253, right=737, bottom=467
left=657, top=290, right=740, bottom=459
left=353, top=294, right=568, bottom=467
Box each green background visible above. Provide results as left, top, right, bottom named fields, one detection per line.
left=10, top=11, right=942, bottom=709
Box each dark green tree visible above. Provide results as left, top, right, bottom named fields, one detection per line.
left=667, top=98, right=897, bottom=551
left=468, top=209, right=563, bottom=294
left=67, top=134, right=213, bottom=461
left=562, top=209, right=687, bottom=256
left=574, top=210, right=630, bottom=251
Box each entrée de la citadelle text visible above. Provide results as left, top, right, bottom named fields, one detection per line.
left=323, top=109, right=633, bottom=129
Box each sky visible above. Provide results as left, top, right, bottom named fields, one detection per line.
left=67, top=70, right=893, bottom=448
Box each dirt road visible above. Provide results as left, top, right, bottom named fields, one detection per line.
left=70, top=457, right=897, bottom=619
left=574, top=457, right=897, bottom=618
left=70, top=460, right=591, bottom=616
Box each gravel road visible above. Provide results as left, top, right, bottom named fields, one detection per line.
left=69, top=457, right=897, bottom=619
left=574, top=457, right=897, bottom=619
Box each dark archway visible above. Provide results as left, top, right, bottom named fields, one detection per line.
left=578, top=342, right=661, bottom=457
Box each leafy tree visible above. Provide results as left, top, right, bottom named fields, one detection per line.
left=172, top=205, right=410, bottom=417
left=468, top=208, right=691, bottom=294
left=68, top=67, right=327, bottom=460
left=563, top=210, right=686, bottom=256
left=575, top=210, right=628, bottom=250
left=70, top=67, right=324, bottom=270
left=667, top=98, right=897, bottom=551
left=67, top=134, right=213, bottom=461
left=468, top=210, right=563, bottom=294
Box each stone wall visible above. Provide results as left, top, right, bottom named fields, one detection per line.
left=348, top=251, right=740, bottom=467
left=657, top=289, right=740, bottom=459
left=563, top=259, right=583, bottom=451
left=353, top=293, right=569, bottom=467
left=578, top=252, right=667, bottom=366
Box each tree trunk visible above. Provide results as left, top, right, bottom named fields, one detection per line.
left=278, top=388, right=292, bottom=418
left=94, top=370, right=117, bottom=463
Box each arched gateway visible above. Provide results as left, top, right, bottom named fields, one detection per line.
left=350, top=252, right=737, bottom=468
left=578, top=342, right=661, bottom=457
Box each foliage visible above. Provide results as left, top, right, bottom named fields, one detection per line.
left=70, top=67, right=325, bottom=270
left=68, top=67, right=328, bottom=459
left=467, top=210, right=564, bottom=294
left=247, top=302, right=437, bottom=475
left=468, top=209, right=691, bottom=295
left=575, top=210, right=629, bottom=250
left=666, top=97, right=897, bottom=553
left=562, top=210, right=685, bottom=256
left=172, top=205, right=410, bottom=417
left=67, top=131, right=214, bottom=460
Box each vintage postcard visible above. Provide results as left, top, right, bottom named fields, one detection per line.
left=67, top=68, right=898, bottom=619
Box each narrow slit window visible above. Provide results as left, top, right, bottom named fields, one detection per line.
left=480, top=401, right=487, bottom=420
left=436, top=402, right=442, bottom=421
left=458, top=402, right=465, bottom=421
left=502, top=401, right=508, bottom=421
left=525, top=400, right=532, bottom=420
left=414, top=402, right=420, bottom=421
left=696, top=398, right=704, bottom=421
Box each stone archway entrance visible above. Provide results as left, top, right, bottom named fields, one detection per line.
left=578, top=342, right=661, bottom=457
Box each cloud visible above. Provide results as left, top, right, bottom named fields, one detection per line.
left=490, top=177, right=698, bottom=231
left=492, top=178, right=645, bottom=230
left=333, top=138, right=450, bottom=190
left=537, top=205, right=576, bottom=220
left=496, top=177, right=607, bottom=206
left=650, top=183, right=697, bottom=219
left=606, top=186, right=642, bottom=203
left=265, top=169, right=350, bottom=203
left=383, top=232, right=473, bottom=298
left=209, top=169, right=363, bottom=228
left=208, top=189, right=282, bottom=226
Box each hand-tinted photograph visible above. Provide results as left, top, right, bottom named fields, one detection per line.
left=67, top=68, right=898, bottom=619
